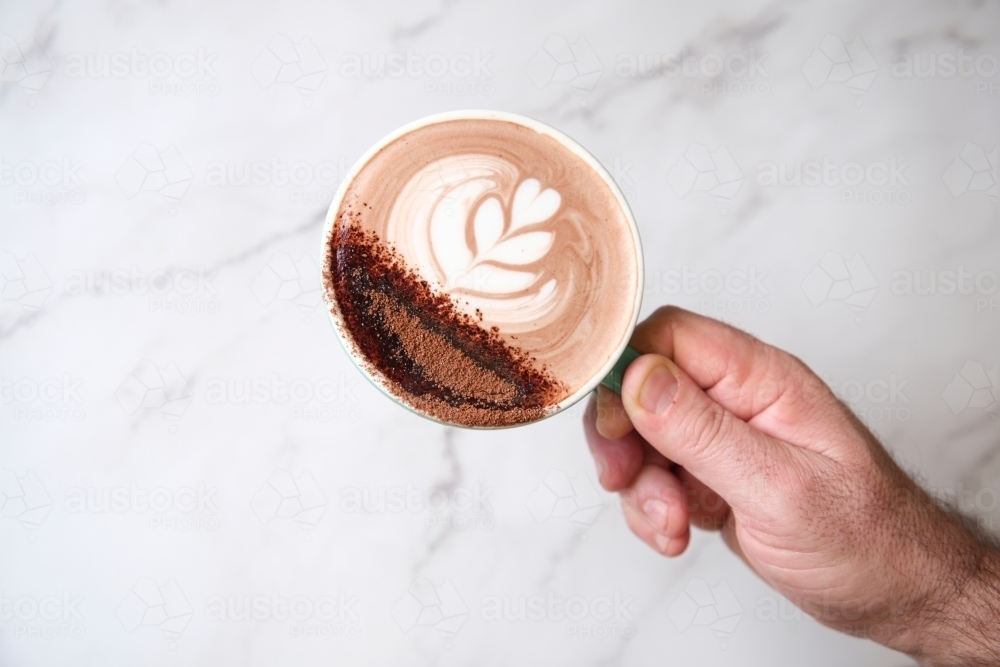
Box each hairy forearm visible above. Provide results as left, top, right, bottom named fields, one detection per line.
left=912, top=517, right=1000, bottom=667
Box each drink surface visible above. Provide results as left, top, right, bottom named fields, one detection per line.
left=324, top=116, right=639, bottom=427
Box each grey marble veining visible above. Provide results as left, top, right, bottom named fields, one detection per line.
left=1, top=0, right=997, bottom=665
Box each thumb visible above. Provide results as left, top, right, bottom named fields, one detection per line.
left=621, top=353, right=787, bottom=513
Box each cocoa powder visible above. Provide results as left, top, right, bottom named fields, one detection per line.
left=324, top=209, right=566, bottom=427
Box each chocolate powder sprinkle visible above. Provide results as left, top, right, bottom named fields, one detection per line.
left=325, top=211, right=567, bottom=428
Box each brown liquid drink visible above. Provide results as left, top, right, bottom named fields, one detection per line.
left=323, top=112, right=642, bottom=428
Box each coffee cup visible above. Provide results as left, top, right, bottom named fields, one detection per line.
left=322, top=110, right=643, bottom=428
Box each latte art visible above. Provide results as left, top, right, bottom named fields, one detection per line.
left=386, top=157, right=592, bottom=344
left=324, top=113, right=641, bottom=427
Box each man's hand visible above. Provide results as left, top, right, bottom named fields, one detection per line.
left=583, top=307, right=1000, bottom=666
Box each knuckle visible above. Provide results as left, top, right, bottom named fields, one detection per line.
left=678, top=399, right=730, bottom=460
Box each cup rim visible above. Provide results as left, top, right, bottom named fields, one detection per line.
left=321, top=109, right=644, bottom=429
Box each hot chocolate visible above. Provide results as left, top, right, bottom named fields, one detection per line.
left=323, top=113, right=641, bottom=427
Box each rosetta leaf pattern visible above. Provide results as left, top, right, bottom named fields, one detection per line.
left=445, top=179, right=561, bottom=293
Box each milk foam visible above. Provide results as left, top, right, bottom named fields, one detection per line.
left=331, top=116, right=639, bottom=395
left=386, top=155, right=565, bottom=328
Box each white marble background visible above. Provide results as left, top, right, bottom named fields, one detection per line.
left=1, top=0, right=998, bottom=665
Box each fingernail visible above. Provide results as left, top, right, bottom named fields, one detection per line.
left=642, top=498, right=669, bottom=528
left=654, top=533, right=671, bottom=554
left=638, top=363, right=678, bottom=414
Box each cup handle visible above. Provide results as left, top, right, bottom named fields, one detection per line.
left=599, top=345, right=641, bottom=395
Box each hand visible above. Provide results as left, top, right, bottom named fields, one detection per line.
left=583, top=307, right=1000, bottom=666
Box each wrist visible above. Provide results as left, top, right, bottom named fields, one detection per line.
left=905, top=519, right=1000, bottom=666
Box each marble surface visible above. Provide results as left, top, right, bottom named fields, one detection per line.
left=1, top=0, right=998, bottom=665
